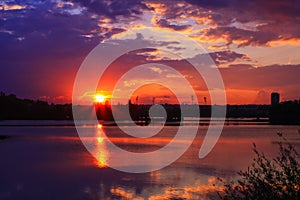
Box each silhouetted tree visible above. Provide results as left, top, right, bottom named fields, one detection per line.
left=218, top=132, right=300, bottom=200
left=0, top=92, right=72, bottom=120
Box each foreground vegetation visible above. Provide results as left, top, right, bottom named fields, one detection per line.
left=218, top=132, right=300, bottom=200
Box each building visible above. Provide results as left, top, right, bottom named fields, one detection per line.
left=271, top=92, right=280, bottom=105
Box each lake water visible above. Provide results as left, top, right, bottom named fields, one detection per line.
left=0, top=121, right=299, bottom=200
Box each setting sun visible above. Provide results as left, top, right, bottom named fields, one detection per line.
left=94, top=94, right=105, bottom=103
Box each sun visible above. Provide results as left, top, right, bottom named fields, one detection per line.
left=94, top=94, right=105, bottom=103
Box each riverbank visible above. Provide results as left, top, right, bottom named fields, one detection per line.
left=0, top=118, right=270, bottom=127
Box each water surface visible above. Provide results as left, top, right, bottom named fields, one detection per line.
left=0, top=122, right=299, bottom=199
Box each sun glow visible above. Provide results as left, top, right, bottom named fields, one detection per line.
left=94, top=94, right=105, bottom=103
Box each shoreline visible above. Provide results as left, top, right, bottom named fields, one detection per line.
left=0, top=118, right=299, bottom=126
left=0, top=118, right=277, bottom=127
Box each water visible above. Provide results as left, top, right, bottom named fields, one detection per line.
left=0, top=121, right=299, bottom=199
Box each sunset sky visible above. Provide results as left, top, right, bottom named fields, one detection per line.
left=1, top=0, right=300, bottom=104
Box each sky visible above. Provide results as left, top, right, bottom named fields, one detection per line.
left=0, top=0, right=300, bottom=104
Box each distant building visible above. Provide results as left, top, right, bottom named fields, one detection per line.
left=271, top=92, right=280, bottom=105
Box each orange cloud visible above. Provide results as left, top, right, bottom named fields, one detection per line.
left=268, top=38, right=300, bottom=47
left=110, top=187, right=143, bottom=200
left=1, top=4, right=27, bottom=10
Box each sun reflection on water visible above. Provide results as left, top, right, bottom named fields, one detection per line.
left=94, top=124, right=109, bottom=168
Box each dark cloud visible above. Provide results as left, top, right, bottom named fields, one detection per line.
left=185, top=0, right=230, bottom=9
left=108, top=33, right=184, bottom=53
left=185, top=0, right=300, bottom=21
left=156, top=19, right=192, bottom=31
left=69, top=0, right=150, bottom=21
left=200, top=26, right=280, bottom=47
left=209, top=50, right=250, bottom=65
left=190, top=50, right=250, bottom=66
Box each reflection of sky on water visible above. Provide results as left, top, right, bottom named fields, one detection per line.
left=0, top=124, right=299, bottom=199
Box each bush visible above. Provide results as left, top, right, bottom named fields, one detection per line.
left=218, top=132, right=300, bottom=200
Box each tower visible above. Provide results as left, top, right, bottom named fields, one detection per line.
left=271, top=92, right=280, bottom=105
left=152, top=97, right=155, bottom=105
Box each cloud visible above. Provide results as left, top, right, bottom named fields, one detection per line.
left=147, top=0, right=300, bottom=47
left=197, top=26, right=277, bottom=47
left=197, top=0, right=300, bottom=46
left=185, top=0, right=300, bottom=22
left=150, top=66, right=163, bottom=74
left=253, top=90, right=269, bottom=104
left=0, top=4, right=27, bottom=10
left=0, top=0, right=299, bottom=104
left=108, top=47, right=300, bottom=103
left=190, top=50, right=251, bottom=66
left=209, top=50, right=251, bottom=65
left=0, top=1, right=103, bottom=100
left=0, top=0, right=146, bottom=101
left=69, top=0, right=150, bottom=22
left=155, top=18, right=192, bottom=31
